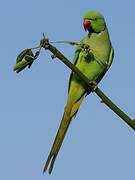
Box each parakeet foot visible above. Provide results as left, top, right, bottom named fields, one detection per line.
left=87, top=81, right=97, bottom=94
left=81, top=44, right=91, bottom=53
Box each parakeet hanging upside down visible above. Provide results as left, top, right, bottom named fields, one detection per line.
left=43, top=10, right=114, bottom=174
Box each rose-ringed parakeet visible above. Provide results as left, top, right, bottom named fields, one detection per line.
left=43, top=10, right=114, bottom=174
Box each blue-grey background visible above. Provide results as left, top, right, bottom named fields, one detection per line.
left=0, top=0, right=135, bottom=179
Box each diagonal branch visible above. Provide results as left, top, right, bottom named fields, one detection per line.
left=40, top=36, right=135, bottom=131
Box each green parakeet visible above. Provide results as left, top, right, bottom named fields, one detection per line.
left=43, top=10, right=114, bottom=174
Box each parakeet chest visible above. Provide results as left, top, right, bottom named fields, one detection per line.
left=80, top=30, right=111, bottom=67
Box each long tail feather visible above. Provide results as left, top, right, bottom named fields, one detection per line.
left=43, top=106, right=72, bottom=174
left=43, top=93, right=86, bottom=174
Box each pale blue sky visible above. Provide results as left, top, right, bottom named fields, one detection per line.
left=0, top=0, right=135, bottom=179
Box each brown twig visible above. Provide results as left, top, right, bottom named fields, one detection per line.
left=40, top=35, right=135, bottom=131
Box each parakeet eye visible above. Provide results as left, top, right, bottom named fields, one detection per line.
left=91, top=18, right=97, bottom=21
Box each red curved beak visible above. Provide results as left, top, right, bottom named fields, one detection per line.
left=83, top=19, right=91, bottom=31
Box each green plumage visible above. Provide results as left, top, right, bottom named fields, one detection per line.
left=43, top=10, right=114, bottom=174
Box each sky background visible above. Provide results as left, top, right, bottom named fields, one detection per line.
left=0, top=0, right=135, bottom=179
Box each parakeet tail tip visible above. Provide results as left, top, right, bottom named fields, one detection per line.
left=43, top=153, right=57, bottom=174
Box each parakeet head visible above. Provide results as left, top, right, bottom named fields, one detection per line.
left=83, top=11, right=106, bottom=33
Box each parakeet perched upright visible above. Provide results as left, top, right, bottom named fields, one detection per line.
left=43, top=10, right=114, bottom=174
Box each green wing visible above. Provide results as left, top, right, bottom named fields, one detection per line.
left=96, top=47, right=114, bottom=83
left=68, top=46, right=82, bottom=91
left=106, top=47, right=114, bottom=71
